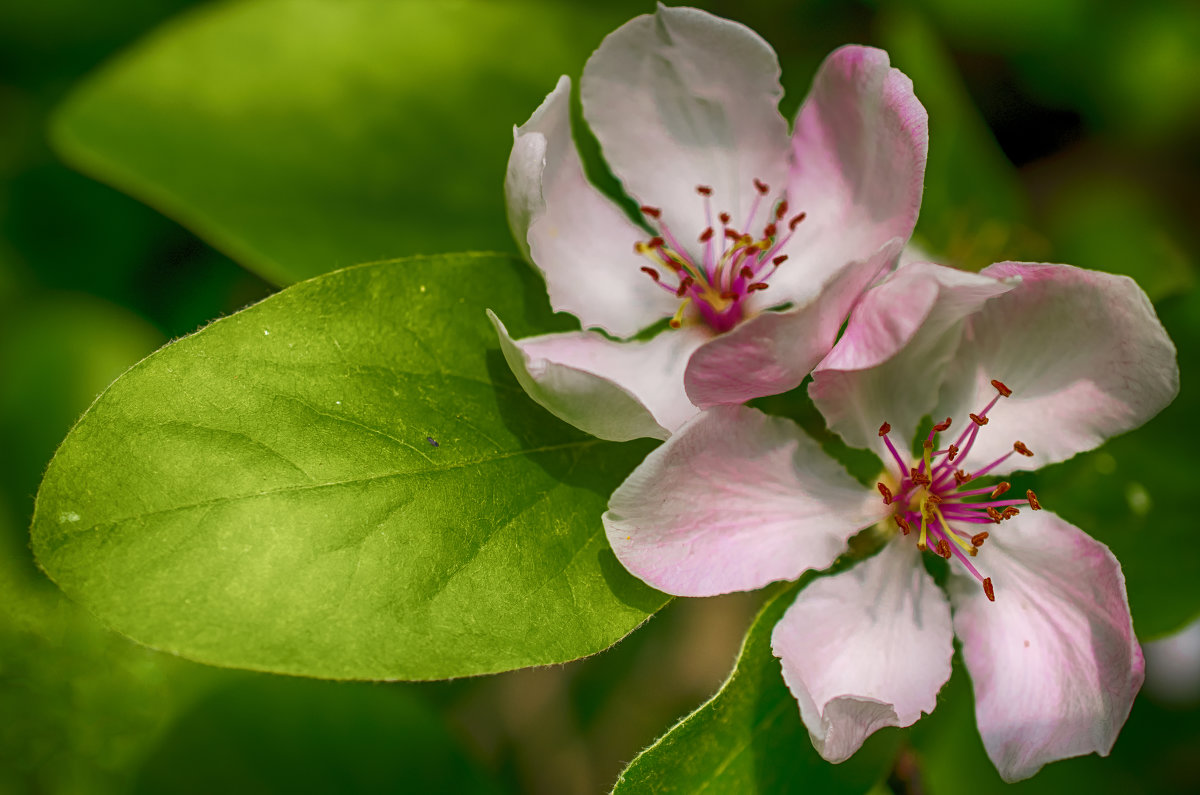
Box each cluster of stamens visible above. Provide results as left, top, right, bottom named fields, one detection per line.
left=875, top=379, right=1042, bottom=603
left=634, top=179, right=806, bottom=333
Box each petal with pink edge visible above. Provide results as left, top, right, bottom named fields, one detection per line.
left=580, top=5, right=790, bottom=249
left=490, top=311, right=708, bottom=442
left=506, top=76, right=677, bottom=337
left=772, top=540, right=954, bottom=763
left=771, top=45, right=928, bottom=304
left=936, top=263, right=1179, bottom=475
left=948, top=510, right=1144, bottom=782
left=603, top=405, right=885, bottom=597
left=809, top=263, right=1014, bottom=461
left=684, top=237, right=900, bottom=408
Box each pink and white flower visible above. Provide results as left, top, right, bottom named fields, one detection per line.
left=603, top=261, right=1179, bottom=781
left=491, top=5, right=927, bottom=441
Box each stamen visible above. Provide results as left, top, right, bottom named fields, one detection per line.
left=1026, top=490, right=1041, bottom=510
left=986, top=507, right=1003, bottom=523
left=954, top=469, right=972, bottom=485
left=719, top=212, right=731, bottom=225
left=990, top=482, right=1010, bottom=499
left=739, top=266, right=754, bottom=280
left=947, top=444, right=959, bottom=461
left=877, top=483, right=894, bottom=505
left=675, top=276, right=694, bottom=297
left=911, top=468, right=931, bottom=487
left=640, top=205, right=661, bottom=219
left=699, top=227, right=714, bottom=243
left=640, top=267, right=660, bottom=282
left=991, top=379, right=1012, bottom=397
left=696, top=185, right=713, bottom=196
left=936, top=538, right=952, bottom=559
left=971, top=531, right=989, bottom=547
left=969, top=413, right=989, bottom=427
left=668, top=301, right=688, bottom=329
left=1014, top=441, right=1034, bottom=457
left=932, top=417, right=952, bottom=433
left=1001, top=506, right=1020, bottom=520
left=895, top=515, right=911, bottom=535
left=878, top=422, right=891, bottom=436
left=983, top=578, right=995, bottom=602
left=772, top=255, right=788, bottom=266
left=788, top=212, right=806, bottom=230
left=775, top=200, right=788, bottom=220
left=746, top=283, right=769, bottom=292
left=753, top=178, right=769, bottom=194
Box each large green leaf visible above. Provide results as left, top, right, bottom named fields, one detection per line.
left=31, top=252, right=664, bottom=680
left=50, top=0, right=633, bottom=286
left=613, top=578, right=901, bottom=794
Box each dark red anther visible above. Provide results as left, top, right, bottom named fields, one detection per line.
left=696, top=185, right=713, bottom=196
left=911, top=468, right=931, bottom=487
left=788, top=212, right=807, bottom=230
left=971, top=531, right=989, bottom=547
left=878, top=422, right=891, bottom=437
left=947, top=444, right=960, bottom=461
left=763, top=223, right=777, bottom=238
left=990, top=482, right=1010, bottom=499
left=772, top=255, right=788, bottom=266
left=699, top=227, right=714, bottom=243
left=675, top=277, right=694, bottom=297
left=640, top=267, right=660, bottom=282
left=983, top=578, right=995, bottom=602
left=926, top=493, right=943, bottom=505
left=663, top=260, right=683, bottom=273
left=895, top=515, right=912, bottom=535
left=992, top=379, right=1012, bottom=397
left=719, top=212, right=731, bottom=225
left=648, top=236, right=665, bottom=249
left=954, top=469, right=972, bottom=485
left=877, top=483, right=894, bottom=505
left=969, top=413, right=989, bottom=427
left=1026, top=489, right=1042, bottom=510
left=1001, top=506, right=1020, bottom=520
left=936, top=538, right=952, bottom=560
left=775, top=200, right=788, bottom=220
left=986, top=507, right=1003, bottom=523
left=739, top=266, right=754, bottom=279
left=933, top=417, right=952, bottom=433
left=1014, top=441, right=1034, bottom=457
left=720, top=291, right=739, bottom=301
left=754, top=178, right=769, bottom=194
left=747, top=282, right=769, bottom=292
left=640, top=205, right=662, bottom=219
left=724, top=228, right=742, bottom=241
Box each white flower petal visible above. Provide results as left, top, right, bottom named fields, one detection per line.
left=772, top=541, right=954, bottom=763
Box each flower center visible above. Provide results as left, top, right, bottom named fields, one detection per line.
left=874, top=379, right=1042, bottom=603
left=634, top=180, right=806, bottom=333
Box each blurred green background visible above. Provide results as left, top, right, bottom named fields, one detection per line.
left=1, top=0, right=1197, bottom=792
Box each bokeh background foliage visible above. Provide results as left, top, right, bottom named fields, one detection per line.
left=2, top=0, right=1199, bottom=793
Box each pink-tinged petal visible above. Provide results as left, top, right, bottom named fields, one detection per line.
left=772, top=541, right=954, bottom=763
left=948, top=510, right=1143, bottom=782
left=809, top=263, right=1015, bottom=461
left=937, top=263, right=1180, bottom=475
left=506, top=76, right=677, bottom=337
left=490, top=311, right=709, bottom=441
left=604, top=405, right=884, bottom=597
left=580, top=5, right=790, bottom=249
left=771, top=45, right=928, bottom=303
left=684, top=237, right=900, bottom=408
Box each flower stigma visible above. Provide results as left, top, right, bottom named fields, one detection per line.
left=875, top=379, right=1042, bottom=603
left=634, top=180, right=806, bottom=333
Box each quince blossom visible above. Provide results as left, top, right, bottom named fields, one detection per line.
left=491, top=5, right=927, bottom=441
left=603, top=261, right=1179, bottom=781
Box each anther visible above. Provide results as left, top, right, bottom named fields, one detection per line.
left=954, top=469, right=972, bottom=485
left=763, top=223, right=777, bottom=238
left=675, top=277, right=694, bottom=297
left=878, top=422, right=891, bottom=437
left=740, top=266, right=754, bottom=279
left=911, top=468, right=931, bottom=486
left=1026, top=489, right=1041, bottom=510
left=753, top=178, right=769, bottom=195
left=877, top=483, right=893, bottom=505
left=724, top=229, right=741, bottom=241
left=936, top=538, right=952, bottom=559
left=747, top=283, right=769, bottom=292
left=640, top=267, right=660, bottom=282
left=775, top=200, right=788, bottom=220
left=926, top=493, right=943, bottom=505
left=990, top=482, right=1010, bottom=499
left=969, top=413, right=989, bottom=427
left=699, top=227, right=714, bottom=243
left=648, top=236, right=665, bottom=249
left=788, top=212, right=807, bottom=230
left=895, top=515, right=911, bottom=535
left=1014, top=441, right=1034, bottom=457
left=772, top=255, right=788, bottom=266
left=720, top=291, right=739, bottom=301
left=933, top=417, right=952, bottom=433
left=983, top=578, right=995, bottom=602
left=719, top=212, right=731, bottom=225
left=947, top=444, right=960, bottom=461
left=696, top=185, right=713, bottom=196
left=923, top=439, right=933, bottom=450
left=1001, top=506, right=1020, bottom=520
left=640, top=205, right=661, bottom=219
left=991, top=379, right=1012, bottom=397
left=971, top=531, right=989, bottom=547
left=986, top=507, right=1003, bottom=523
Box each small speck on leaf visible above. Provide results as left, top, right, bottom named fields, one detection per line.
left=427, top=436, right=439, bottom=448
